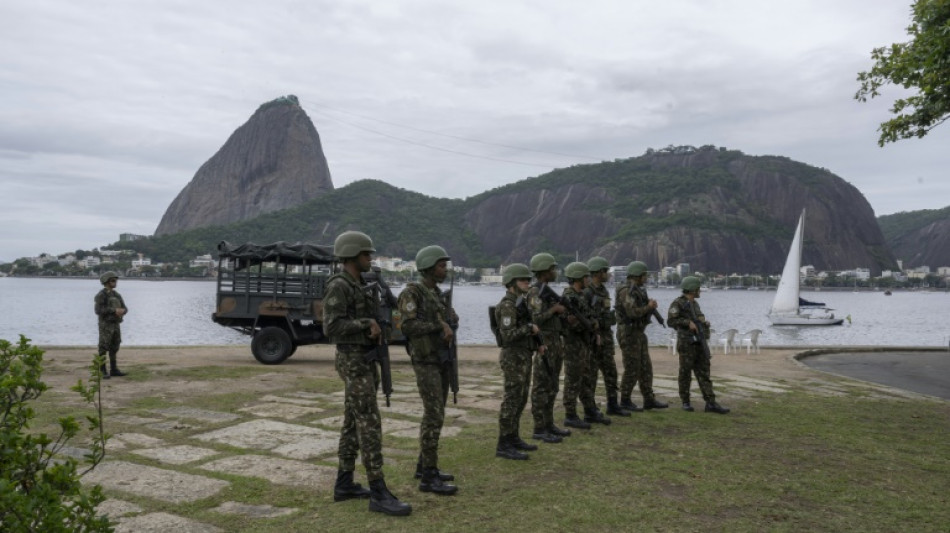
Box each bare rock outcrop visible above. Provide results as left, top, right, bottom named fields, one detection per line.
left=155, top=96, right=333, bottom=236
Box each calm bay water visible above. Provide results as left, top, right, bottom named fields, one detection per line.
left=1, top=277, right=948, bottom=348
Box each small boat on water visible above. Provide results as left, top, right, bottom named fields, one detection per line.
left=768, top=209, right=844, bottom=326
left=884, top=290, right=892, bottom=296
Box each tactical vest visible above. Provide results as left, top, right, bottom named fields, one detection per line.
left=325, top=272, right=377, bottom=345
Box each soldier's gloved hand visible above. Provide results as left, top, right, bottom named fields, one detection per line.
left=367, top=319, right=382, bottom=340
left=440, top=320, right=454, bottom=343
left=550, top=303, right=566, bottom=315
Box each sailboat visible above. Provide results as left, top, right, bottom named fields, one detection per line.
left=768, top=209, right=844, bottom=326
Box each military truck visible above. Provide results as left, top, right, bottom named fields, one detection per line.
left=211, top=241, right=403, bottom=364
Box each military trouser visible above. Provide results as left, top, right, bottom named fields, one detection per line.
left=588, top=332, right=619, bottom=401
left=531, top=331, right=563, bottom=430
left=677, top=339, right=716, bottom=404
left=498, top=347, right=533, bottom=438
left=619, top=328, right=655, bottom=402
left=97, top=322, right=122, bottom=371
left=562, top=334, right=596, bottom=417
left=335, top=345, right=385, bottom=481
left=412, top=361, right=450, bottom=470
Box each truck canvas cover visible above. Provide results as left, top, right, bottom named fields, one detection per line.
left=217, top=241, right=336, bottom=267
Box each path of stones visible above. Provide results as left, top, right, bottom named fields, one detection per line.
left=36, top=344, right=923, bottom=532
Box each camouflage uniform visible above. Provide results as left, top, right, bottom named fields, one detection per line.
left=616, top=282, right=658, bottom=403
left=560, top=286, right=597, bottom=417
left=585, top=282, right=618, bottom=402
left=398, top=281, right=453, bottom=471
left=324, top=271, right=386, bottom=482
left=495, top=292, right=536, bottom=439
left=94, top=287, right=126, bottom=362
left=528, top=283, right=563, bottom=432
left=667, top=295, right=717, bottom=404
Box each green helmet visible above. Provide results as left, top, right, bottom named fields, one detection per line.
left=564, top=261, right=590, bottom=280
left=333, top=231, right=375, bottom=259
left=502, top=263, right=532, bottom=285
left=99, top=271, right=118, bottom=285
left=415, top=245, right=450, bottom=271
left=529, top=252, right=557, bottom=273
left=627, top=261, right=648, bottom=277
left=681, top=276, right=702, bottom=292
left=587, top=256, right=609, bottom=273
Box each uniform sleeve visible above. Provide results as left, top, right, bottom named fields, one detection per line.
left=627, top=288, right=653, bottom=320
left=94, top=290, right=112, bottom=317
left=496, top=301, right=532, bottom=344
left=323, top=279, right=369, bottom=339
left=667, top=299, right=691, bottom=331
left=529, top=289, right=558, bottom=324
left=398, top=286, right=442, bottom=338
left=117, top=293, right=127, bottom=314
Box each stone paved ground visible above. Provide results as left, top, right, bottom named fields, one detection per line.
left=33, top=343, right=935, bottom=532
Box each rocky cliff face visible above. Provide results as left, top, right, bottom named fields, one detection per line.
left=880, top=206, right=950, bottom=269
left=154, top=96, right=333, bottom=236
left=462, top=149, right=897, bottom=275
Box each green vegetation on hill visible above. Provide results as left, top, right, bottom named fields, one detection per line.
left=877, top=205, right=950, bottom=242
left=113, top=148, right=869, bottom=267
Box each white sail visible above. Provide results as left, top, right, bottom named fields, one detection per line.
left=769, top=208, right=844, bottom=326
left=770, top=210, right=804, bottom=315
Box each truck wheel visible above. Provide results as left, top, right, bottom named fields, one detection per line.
left=251, top=327, right=293, bottom=365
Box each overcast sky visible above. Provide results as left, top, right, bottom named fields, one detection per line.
left=2, top=0, right=947, bottom=263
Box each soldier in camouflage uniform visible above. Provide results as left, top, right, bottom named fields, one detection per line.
left=94, top=271, right=127, bottom=379
left=494, top=263, right=542, bottom=460
left=561, top=262, right=610, bottom=429
left=324, top=231, right=411, bottom=516
left=667, top=276, right=730, bottom=415
left=527, top=253, right=570, bottom=443
left=398, top=245, right=458, bottom=495
left=616, top=261, right=669, bottom=411
left=585, top=257, right=630, bottom=418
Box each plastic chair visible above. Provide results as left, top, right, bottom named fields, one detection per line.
left=718, top=329, right=738, bottom=354
left=667, top=331, right=678, bottom=353
left=739, top=329, right=762, bottom=354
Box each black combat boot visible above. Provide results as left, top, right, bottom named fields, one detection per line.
left=704, top=401, right=731, bottom=414
left=99, top=363, right=110, bottom=380
left=563, top=414, right=591, bottom=430
left=606, top=396, right=632, bottom=417
left=414, top=459, right=454, bottom=481
left=368, top=478, right=412, bottom=516
left=620, top=397, right=644, bottom=412
left=495, top=435, right=529, bottom=460
left=333, top=470, right=371, bottom=502
left=548, top=424, right=571, bottom=437
left=419, top=467, right=458, bottom=495
left=643, top=398, right=669, bottom=410
left=531, top=428, right=563, bottom=443
left=108, top=352, right=126, bottom=377
left=682, top=400, right=695, bottom=412
left=583, top=407, right=612, bottom=426
left=512, top=434, right=539, bottom=451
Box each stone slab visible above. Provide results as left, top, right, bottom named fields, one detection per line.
left=193, top=419, right=338, bottom=459
left=211, top=501, right=297, bottom=518
left=97, top=499, right=143, bottom=518
left=113, top=512, right=222, bottom=533
left=114, top=432, right=164, bottom=448
left=150, top=407, right=241, bottom=423
left=131, top=444, right=220, bottom=465
left=200, top=455, right=337, bottom=488
left=83, top=461, right=228, bottom=503
left=147, top=420, right=199, bottom=431
left=111, top=415, right=165, bottom=425
left=258, top=394, right=322, bottom=406
left=238, top=402, right=325, bottom=419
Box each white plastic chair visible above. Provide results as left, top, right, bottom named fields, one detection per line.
left=739, top=329, right=763, bottom=354
left=718, top=329, right=738, bottom=354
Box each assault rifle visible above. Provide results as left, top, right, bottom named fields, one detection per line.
left=439, top=273, right=460, bottom=404
left=537, top=283, right=594, bottom=332
left=363, top=272, right=394, bottom=407
left=686, top=301, right=711, bottom=361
